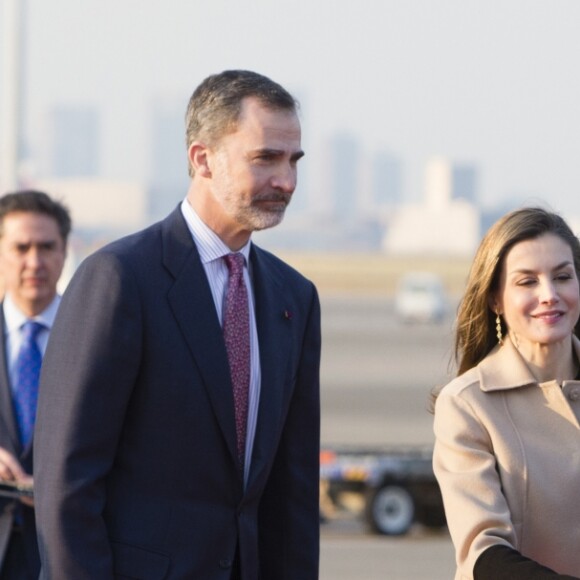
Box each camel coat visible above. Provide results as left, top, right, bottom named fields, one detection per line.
left=433, top=335, right=580, bottom=579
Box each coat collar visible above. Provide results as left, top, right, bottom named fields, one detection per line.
left=0, top=308, right=20, bottom=454
left=162, top=208, right=239, bottom=466
left=245, top=246, right=293, bottom=490
left=478, top=334, right=580, bottom=392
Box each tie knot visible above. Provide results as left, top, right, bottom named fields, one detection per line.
left=224, top=253, right=245, bottom=276
left=22, top=320, right=45, bottom=342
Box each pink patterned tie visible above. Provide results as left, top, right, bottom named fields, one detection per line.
left=223, top=253, right=250, bottom=468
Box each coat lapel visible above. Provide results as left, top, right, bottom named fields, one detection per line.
left=161, top=209, right=239, bottom=467
left=159, top=210, right=297, bottom=483
left=247, top=247, right=293, bottom=489
left=0, top=309, right=20, bottom=455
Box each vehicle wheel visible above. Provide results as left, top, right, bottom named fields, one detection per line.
left=365, top=484, right=415, bottom=536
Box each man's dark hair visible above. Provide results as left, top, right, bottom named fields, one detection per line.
left=185, top=69, right=298, bottom=177
left=0, top=190, right=72, bottom=243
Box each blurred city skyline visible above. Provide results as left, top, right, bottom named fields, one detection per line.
left=2, top=0, right=580, bottom=230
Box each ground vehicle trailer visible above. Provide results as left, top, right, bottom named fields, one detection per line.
left=320, top=445, right=446, bottom=535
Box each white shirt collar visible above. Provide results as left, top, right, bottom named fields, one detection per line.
left=3, top=293, right=61, bottom=334
left=180, top=199, right=252, bottom=265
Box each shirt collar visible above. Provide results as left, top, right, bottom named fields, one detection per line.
left=478, top=334, right=580, bottom=392
left=3, top=293, right=61, bottom=334
left=180, top=199, right=251, bottom=265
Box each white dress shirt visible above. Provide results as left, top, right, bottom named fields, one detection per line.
left=3, top=294, right=61, bottom=389
left=181, top=199, right=261, bottom=485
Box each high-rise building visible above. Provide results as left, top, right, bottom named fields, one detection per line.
left=371, top=150, right=402, bottom=208
left=424, top=156, right=452, bottom=209
left=148, top=98, right=189, bottom=222
left=327, top=132, right=359, bottom=220
left=49, top=105, right=99, bottom=177
left=1, top=0, right=27, bottom=191
left=383, top=156, right=481, bottom=256
left=424, top=156, right=479, bottom=207
left=452, top=164, right=478, bottom=204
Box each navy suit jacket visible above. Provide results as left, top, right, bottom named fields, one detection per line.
left=0, top=310, right=41, bottom=577
left=34, top=207, right=321, bottom=579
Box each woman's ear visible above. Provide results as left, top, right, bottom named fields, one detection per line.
left=488, top=294, right=500, bottom=315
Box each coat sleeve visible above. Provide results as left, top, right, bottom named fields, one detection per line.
left=34, top=251, right=142, bottom=580
left=433, top=388, right=517, bottom=578
left=474, top=545, right=580, bottom=579
left=257, top=283, right=321, bottom=580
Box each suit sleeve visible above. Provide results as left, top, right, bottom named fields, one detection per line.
left=258, top=283, right=321, bottom=580
left=34, top=251, right=142, bottom=579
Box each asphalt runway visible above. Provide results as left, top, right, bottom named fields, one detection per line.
left=319, top=294, right=458, bottom=579
left=320, top=294, right=456, bottom=446
left=321, top=527, right=455, bottom=580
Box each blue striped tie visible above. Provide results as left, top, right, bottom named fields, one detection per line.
left=12, top=320, right=44, bottom=448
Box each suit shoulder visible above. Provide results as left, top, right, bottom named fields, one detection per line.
left=80, top=214, right=173, bottom=276
left=96, top=220, right=163, bottom=260
left=82, top=208, right=192, bottom=276
left=66, top=224, right=167, bottom=301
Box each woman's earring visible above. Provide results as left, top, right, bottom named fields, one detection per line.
left=495, top=311, right=503, bottom=346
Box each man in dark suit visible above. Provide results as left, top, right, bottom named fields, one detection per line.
left=0, top=190, right=70, bottom=579
left=34, top=70, right=321, bottom=579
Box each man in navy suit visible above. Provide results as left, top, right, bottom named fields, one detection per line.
left=0, top=190, right=70, bottom=579
left=34, top=70, right=321, bottom=579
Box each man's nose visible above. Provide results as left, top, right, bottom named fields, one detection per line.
left=271, top=164, right=297, bottom=193
left=24, top=247, right=43, bottom=268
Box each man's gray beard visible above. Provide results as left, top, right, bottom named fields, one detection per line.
left=242, top=206, right=287, bottom=231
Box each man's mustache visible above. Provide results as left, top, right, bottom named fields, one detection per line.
left=252, top=192, right=292, bottom=204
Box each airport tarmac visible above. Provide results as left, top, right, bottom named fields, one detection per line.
left=320, top=294, right=456, bottom=446
left=319, top=294, right=457, bottom=579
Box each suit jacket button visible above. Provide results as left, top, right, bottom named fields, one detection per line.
left=569, top=388, right=580, bottom=402
left=219, top=559, right=232, bottom=569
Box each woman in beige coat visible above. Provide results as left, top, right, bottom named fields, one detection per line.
left=433, top=207, right=580, bottom=579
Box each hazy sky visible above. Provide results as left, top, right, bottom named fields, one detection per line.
left=6, top=0, right=580, bottom=215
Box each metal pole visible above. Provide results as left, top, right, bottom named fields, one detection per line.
left=1, top=0, right=22, bottom=192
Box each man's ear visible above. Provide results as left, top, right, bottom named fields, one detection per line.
left=188, top=142, right=212, bottom=178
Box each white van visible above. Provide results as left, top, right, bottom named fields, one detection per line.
left=394, top=271, right=448, bottom=323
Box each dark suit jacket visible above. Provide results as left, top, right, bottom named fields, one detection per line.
left=34, top=207, right=321, bottom=580
left=0, top=310, right=41, bottom=578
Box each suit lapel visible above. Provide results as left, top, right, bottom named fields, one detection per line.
left=160, top=210, right=297, bottom=482
left=161, top=209, right=238, bottom=467
left=0, top=309, right=20, bottom=454
left=247, top=247, right=293, bottom=488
